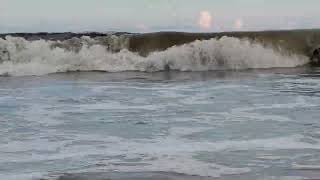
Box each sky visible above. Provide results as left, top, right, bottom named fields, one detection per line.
left=1, top=0, right=320, bottom=33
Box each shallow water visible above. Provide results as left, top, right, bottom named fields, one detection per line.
left=1, top=68, right=320, bottom=180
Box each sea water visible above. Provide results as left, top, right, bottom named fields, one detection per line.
left=1, top=68, right=320, bottom=180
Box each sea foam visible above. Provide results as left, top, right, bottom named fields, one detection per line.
left=0, top=36, right=309, bottom=76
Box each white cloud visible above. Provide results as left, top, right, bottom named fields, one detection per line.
left=234, top=18, right=244, bottom=30
left=199, top=11, right=212, bottom=30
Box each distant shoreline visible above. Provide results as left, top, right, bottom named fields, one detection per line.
left=1, top=29, right=319, bottom=41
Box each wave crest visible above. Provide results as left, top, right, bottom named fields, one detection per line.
left=0, top=36, right=309, bottom=76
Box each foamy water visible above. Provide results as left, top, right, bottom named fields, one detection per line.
left=1, top=69, right=320, bottom=180
left=0, top=36, right=309, bottom=76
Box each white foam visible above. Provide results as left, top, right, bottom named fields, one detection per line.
left=292, top=164, right=320, bottom=170
left=0, top=36, right=309, bottom=76
left=2, top=131, right=320, bottom=178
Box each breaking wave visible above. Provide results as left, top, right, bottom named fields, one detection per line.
left=0, top=35, right=309, bottom=76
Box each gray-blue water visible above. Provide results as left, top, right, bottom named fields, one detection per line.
left=1, top=68, right=320, bottom=180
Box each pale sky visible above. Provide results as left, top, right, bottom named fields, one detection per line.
left=1, top=0, right=320, bottom=33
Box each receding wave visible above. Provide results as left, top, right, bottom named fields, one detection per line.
left=0, top=34, right=310, bottom=76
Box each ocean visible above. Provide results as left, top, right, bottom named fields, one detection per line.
left=1, top=31, right=320, bottom=180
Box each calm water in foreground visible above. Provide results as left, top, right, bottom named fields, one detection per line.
left=1, top=68, right=320, bottom=180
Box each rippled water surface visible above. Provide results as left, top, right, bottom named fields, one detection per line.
left=1, top=68, right=320, bottom=180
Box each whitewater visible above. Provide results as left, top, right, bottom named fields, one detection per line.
left=0, top=35, right=310, bottom=76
